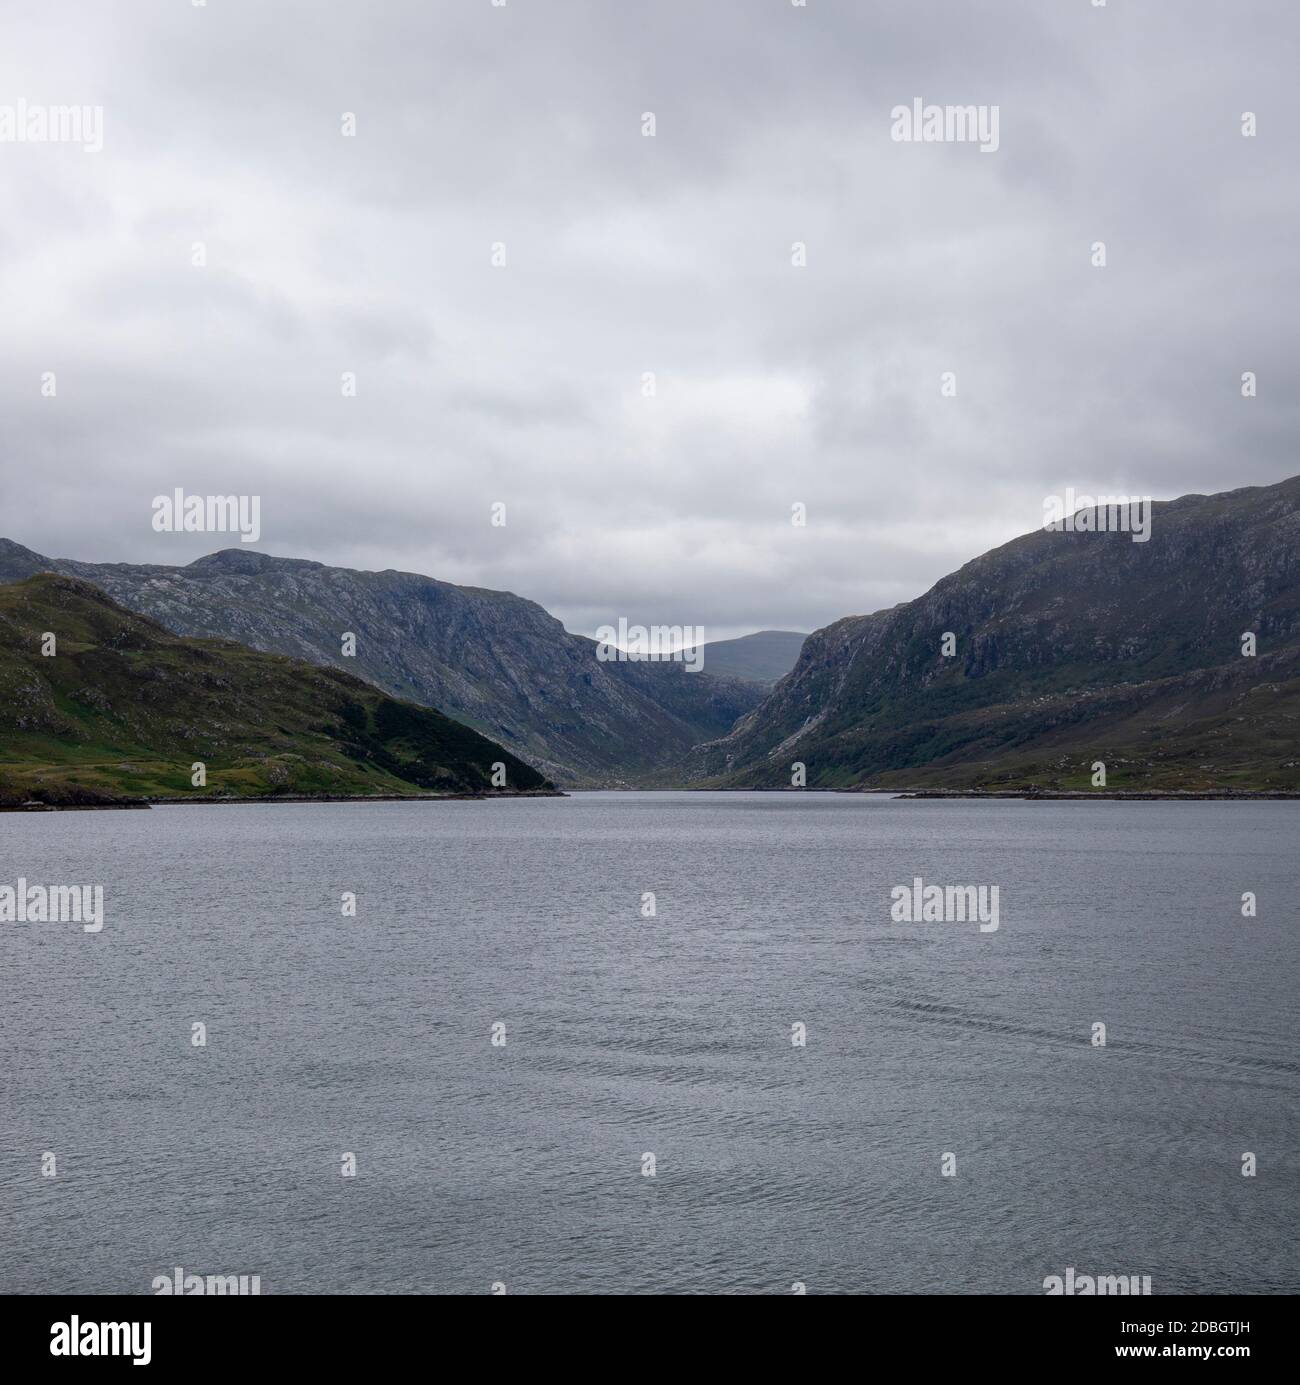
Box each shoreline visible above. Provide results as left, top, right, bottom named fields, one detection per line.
left=6, top=786, right=1296, bottom=809
left=885, top=789, right=1300, bottom=801
left=589, top=786, right=1300, bottom=800
left=1, top=788, right=566, bottom=811
left=151, top=789, right=566, bottom=805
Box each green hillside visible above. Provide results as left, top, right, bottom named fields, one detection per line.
left=0, top=574, right=556, bottom=805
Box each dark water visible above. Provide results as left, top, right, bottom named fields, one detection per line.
left=2, top=792, right=1297, bottom=1295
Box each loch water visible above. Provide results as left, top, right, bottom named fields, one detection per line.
left=3, top=792, right=1296, bottom=1294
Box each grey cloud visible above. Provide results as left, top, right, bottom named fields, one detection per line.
left=0, top=0, right=1295, bottom=640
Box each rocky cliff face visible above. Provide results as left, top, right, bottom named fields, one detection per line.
left=0, top=542, right=762, bottom=787
left=693, top=477, right=1300, bottom=791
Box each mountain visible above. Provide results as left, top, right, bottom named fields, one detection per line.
left=694, top=477, right=1300, bottom=792
left=687, top=630, right=807, bottom=684
left=0, top=542, right=764, bottom=787
left=0, top=574, right=555, bottom=805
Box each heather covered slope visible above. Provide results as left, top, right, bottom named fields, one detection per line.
left=0, top=575, right=555, bottom=803
left=0, top=542, right=762, bottom=787
left=693, top=477, right=1300, bottom=792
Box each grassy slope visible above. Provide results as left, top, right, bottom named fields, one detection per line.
left=804, top=659, right=1300, bottom=792
left=0, top=575, right=554, bottom=803
left=716, top=645, right=1300, bottom=794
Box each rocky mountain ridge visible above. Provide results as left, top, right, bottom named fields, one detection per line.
left=693, top=477, right=1300, bottom=792
left=0, top=541, right=763, bottom=787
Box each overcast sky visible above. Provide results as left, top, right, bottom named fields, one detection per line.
left=1, top=0, right=1296, bottom=640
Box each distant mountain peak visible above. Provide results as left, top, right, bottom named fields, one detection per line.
left=186, top=547, right=279, bottom=572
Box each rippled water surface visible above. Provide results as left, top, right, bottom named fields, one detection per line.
left=3, top=792, right=1297, bottom=1294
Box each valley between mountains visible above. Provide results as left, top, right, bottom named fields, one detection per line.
left=2, top=475, right=1298, bottom=802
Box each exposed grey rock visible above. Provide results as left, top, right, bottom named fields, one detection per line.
left=0, top=540, right=763, bottom=787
